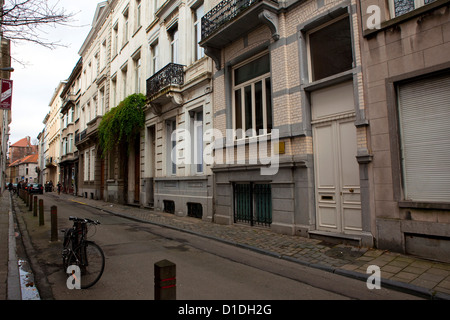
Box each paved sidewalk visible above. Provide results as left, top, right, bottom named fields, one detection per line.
left=0, top=191, right=21, bottom=300
left=49, top=192, right=450, bottom=300
left=0, top=191, right=9, bottom=300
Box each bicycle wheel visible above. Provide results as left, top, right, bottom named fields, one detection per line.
left=79, top=241, right=105, bottom=289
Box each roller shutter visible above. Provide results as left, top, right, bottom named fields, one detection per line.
left=397, top=73, right=450, bottom=202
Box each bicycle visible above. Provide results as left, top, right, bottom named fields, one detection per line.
left=62, top=216, right=105, bottom=289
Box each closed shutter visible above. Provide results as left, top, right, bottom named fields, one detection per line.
left=398, top=73, right=450, bottom=202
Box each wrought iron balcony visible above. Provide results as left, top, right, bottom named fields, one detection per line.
left=200, top=0, right=280, bottom=69
left=202, top=0, right=267, bottom=40
left=146, top=63, right=184, bottom=98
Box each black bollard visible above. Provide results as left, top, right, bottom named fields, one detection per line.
left=154, top=260, right=176, bottom=300
left=28, top=193, right=32, bottom=211
left=39, top=199, right=44, bottom=226
left=51, top=206, right=58, bottom=241
left=33, top=196, right=37, bottom=216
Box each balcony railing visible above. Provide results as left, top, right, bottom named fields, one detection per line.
left=146, top=63, right=184, bottom=98
left=201, top=0, right=278, bottom=40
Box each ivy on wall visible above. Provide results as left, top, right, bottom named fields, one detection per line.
left=98, top=93, right=146, bottom=157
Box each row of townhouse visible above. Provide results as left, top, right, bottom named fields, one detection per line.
left=39, top=0, right=450, bottom=262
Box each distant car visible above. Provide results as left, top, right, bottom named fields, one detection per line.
left=28, top=183, right=43, bottom=194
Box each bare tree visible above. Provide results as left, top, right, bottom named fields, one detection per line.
left=0, top=0, right=76, bottom=49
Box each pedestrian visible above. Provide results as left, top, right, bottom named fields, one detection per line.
left=57, top=182, right=62, bottom=195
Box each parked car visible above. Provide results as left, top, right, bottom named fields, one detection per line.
left=28, top=183, right=44, bottom=194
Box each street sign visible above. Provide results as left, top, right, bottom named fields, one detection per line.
left=0, top=79, right=13, bottom=110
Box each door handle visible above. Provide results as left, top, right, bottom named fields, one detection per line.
left=349, top=188, right=354, bottom=193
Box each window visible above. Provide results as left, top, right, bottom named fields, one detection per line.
left=234, top=183, right=272, bottom=227
left=151, top=41, right=159, bottom=73
left=135, top=0, right=142, bottom=31
left=113, top=23, right=119, bottom=56
left=99, top=87, right=105, bottom=115
left=190, top=109, right=203, bottom=173
left=397, top=73, right=450, bottom=203
left=69, top=107, right=74, bottom=123
left=307, top=15, right=353, bottom=82
left=90, top=147, right=96, bottom=181
left=167, top=119, right=177, bottom=175
left=193, top=4, right=205, bottom=61
left=93, top=95, right=98, bottom=118
left=133, top=52, right=142, bottom=93
left=101, top=39, right=107, bottom=70
left=123, top=7, right=129, bottom=45
left=389, top=0, right=437, bottom=18
left=111, top=75, right=117, bottom=108
left=121, top=64, right=128, bottom=99
left=84, top=151, right=89, bottom=181
left=68, top=134, right=74, bottom=153
left=63, top=138, right=68, bottom=155
left=232, top=54, right=272, bottom=139
left=86, top=102, right=91, bottom=123
left=170, top=26, right=179, bottom=64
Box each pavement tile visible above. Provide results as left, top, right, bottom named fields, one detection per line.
left=392, top=271, right=419, bottom=282
left=427, top=267, right=450, bottom=277
left=403, top=266, right=428, bottom=275
left=381, top=264, right=404, bottom=274
left=363, top=249, right=385, bottom=258
left=416, top=272, right=448, bottom=283
left=387, top=259, right=412, bottom=268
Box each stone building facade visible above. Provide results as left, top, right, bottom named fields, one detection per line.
left=360, top=0, right=450, bottom=261
left=59, top=58, right=82, bottom=195
left=201, top=0, right=373, bottom=245
left=143, top=0, right=214, bottom=220
left=76, top=1, right=116, bottom=200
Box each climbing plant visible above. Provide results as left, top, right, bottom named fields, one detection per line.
left=99, top=93, right=146, bottom=157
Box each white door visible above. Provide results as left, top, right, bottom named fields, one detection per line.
left=311, top=82, right=362, bottom=234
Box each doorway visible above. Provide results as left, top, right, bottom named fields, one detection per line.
left=311, top=81, right=362, bottom=234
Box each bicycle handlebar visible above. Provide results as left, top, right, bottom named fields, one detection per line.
left=69, top=216, right=101, bottom=225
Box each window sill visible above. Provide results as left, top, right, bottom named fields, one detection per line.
left=399, top=200, right=450, bottom=211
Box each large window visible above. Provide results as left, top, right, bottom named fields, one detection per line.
left=170, top=27, right=179, bottom=64
left=232, top=54, right=272, bottom=139
left=151, top=41, right=159, bottom=74
left=123, top=7, right=129, bottom=45
left=307, top=15, right=353, bottom=82
left=190, top=109, right=203, bottom=174
left=397, top=73, right=450, bottom=203
left=167, top=119, right=177, bottom=175
left=193, top=4, right=205, bottom=61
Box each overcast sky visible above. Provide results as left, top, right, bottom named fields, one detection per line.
left=8, top=0, right=101, bottom=145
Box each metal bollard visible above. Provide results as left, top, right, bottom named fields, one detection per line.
left=51, top=206, right=58, bottom=242
left=33, top=196, right=38, bottom=216
left=39, top=199, right=44, bottom=226
left=28, top=193, right=32, bottom=211
left=154, top=260, right=176, bottom=300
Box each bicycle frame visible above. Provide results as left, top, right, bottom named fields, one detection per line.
left=62, top=216, right=104, bottom=289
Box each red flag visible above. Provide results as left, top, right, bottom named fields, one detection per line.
left=0, top=79, right=13, bottom=110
